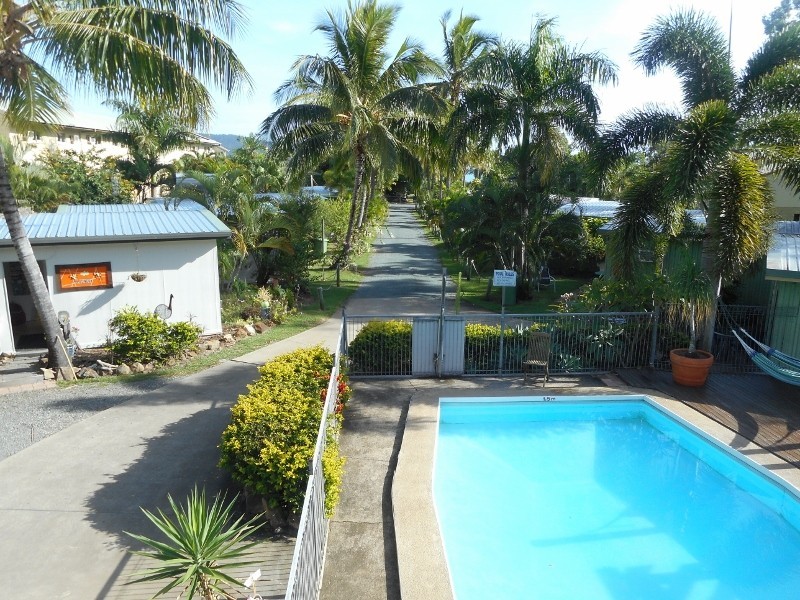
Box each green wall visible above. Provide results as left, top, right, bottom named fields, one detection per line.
left=768, top=281, right=800, bottom=356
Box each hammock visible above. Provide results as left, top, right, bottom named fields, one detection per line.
left=735, top=327, right=800, bottom=370
left=731, top=329, right=800, bottom=387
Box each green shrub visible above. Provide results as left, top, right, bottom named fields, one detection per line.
left=322, top=419, right=345, bottom=518
left=464, top=323, right=534, bottom=373
left=108, top=307, right=201, bottom=364
left=348, top=320, right=412, bottom=375
left=219, top=346, right=342, bottom=515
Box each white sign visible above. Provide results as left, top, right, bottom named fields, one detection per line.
left=493, top=269, right=517, bottom=287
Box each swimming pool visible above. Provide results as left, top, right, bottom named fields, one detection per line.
left=434, top=396, right=800, bottom=600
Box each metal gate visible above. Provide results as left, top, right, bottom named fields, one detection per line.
left=411, top=316, right=465, bottom=376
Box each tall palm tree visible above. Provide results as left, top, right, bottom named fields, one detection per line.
left=450, top=18, right=617, bottom=287
left=431, top=10, right=496, bottom=189
left=110, top=99, right=195, bottom=202
left=261, top=0, right=445, bottom=262
left=0, top=1, right=250, bottom=376
left=597, top=11, right=800, bottom=311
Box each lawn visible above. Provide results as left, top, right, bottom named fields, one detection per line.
left=428, top=230, right=593, bottom=314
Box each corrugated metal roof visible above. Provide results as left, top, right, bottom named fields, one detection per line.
left=56, top=200, right=206, bottom=213
left=556, top=198, right=621, bottom=219
left=597, top=209, right=708, bottom=233
left=1, top=204, right=229, bottom=245
left=767, top=222, right=800, bottom=277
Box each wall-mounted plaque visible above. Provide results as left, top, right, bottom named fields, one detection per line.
left=56, top=263, right=113, bottom=291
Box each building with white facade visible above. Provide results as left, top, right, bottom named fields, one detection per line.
left=0, top=201, right=229, bottom=353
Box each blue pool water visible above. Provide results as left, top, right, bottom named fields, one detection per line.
left=434, top=397, right=800, bottom=600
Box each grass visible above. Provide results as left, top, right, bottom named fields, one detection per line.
left=59, top=249, right=370, bottom=385
left=426, top=228, right=592, bottom=314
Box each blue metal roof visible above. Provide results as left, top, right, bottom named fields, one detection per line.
left=556, top=198, right=621, bottom=219
left=56, top=199, right=206, bottom=213
left=766, top=221, right=800, bottom=279
left=2, top=203, right=230, bottom=245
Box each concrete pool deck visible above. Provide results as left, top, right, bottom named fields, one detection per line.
left=390, top=378, right=800, bottom=600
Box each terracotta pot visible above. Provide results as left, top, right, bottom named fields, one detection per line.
left=669, top=349, right=714, bottom=387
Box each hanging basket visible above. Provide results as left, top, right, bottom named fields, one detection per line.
left=130, top=272, right=147, bottom=282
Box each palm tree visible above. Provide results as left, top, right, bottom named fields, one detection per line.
left=450, top=18, right=617, bottom=289
left=261, top=0, right=445, bottom=262
left=597, top=11, right=800, bottom=328
left=109, top=99, right=195, bottom=202
left=424, top=11, right=498, bottom=189
left=0, top=1, right=250, bottom=376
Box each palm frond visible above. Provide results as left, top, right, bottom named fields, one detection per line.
left=610, top=169, right=670, bottom=279
left=38, top=4, right=251, bottom=127
left=741, top=22, right=800, bottom=91
left=591, top=105, right=681, bottom=178
left=661, top=100, right=737, bottom=201
left=0, top=58, right=70, bottom=130
left=739, top=62, right=800, bottom=115
left=632, top=9, right=735, bottom=107
left=708, top=153, right=774, bottom=279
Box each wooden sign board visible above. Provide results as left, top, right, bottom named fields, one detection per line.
left=493, top=269, right=517, bottom=287
left=56, top=263, right=113, bottom=291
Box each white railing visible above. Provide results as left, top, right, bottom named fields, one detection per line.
left=284, top=322, right=344, bottom=600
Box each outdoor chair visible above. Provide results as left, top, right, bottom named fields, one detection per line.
left=523, top=331, right=551, bottom=387
left=537, top=266, right=556, bottom=292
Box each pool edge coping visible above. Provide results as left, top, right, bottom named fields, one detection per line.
left=391, top=381, right=800, bottom=600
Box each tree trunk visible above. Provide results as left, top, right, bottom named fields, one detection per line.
left=0, top=151, right=74, bottom=378
left=357, top=168, right=376, bottom=230
left=341, top=146, right=366, bottom=263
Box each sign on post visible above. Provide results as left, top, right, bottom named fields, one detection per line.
left=493, top=269, right=517, bottom=287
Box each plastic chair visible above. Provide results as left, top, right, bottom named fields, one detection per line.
left=523, top=331, right=551, bottom=386
left=537, top=266, right=556, bottom=292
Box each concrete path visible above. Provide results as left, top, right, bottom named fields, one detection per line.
left=321, top=203, right=453, bottom=600
left=347, top=203, right=457, bottom=315
left=0, top=316, right=342, bottom=599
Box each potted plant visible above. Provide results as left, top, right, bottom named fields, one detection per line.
left=666, top=259, right=715, bottom=386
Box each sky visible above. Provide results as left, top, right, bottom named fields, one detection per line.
left=72, top=0, right=776, bottom=136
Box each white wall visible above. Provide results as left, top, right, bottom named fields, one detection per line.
left=768, top=174, right=800, bottom=220
left=0, top=239, right=222, bottom=352
left=0, top=276, right=13, bottom=353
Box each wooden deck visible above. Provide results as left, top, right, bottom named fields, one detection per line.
left=617, top=369, right=800, bottom=467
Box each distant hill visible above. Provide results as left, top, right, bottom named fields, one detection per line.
left=201, top=133, right=246, bottom=152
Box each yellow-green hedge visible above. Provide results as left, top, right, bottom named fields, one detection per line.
left=219, top=346, right=345, bottom=516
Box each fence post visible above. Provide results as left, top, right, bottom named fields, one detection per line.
left=649, top=306, right=660, bottom=367
left=498, top=306, right=505, bottom=375
left=342, top=309, right=348, bottom=357
left=436, top=269, right=446, bottom=378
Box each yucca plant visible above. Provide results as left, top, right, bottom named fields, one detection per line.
left=125, top=487, right=262, bottom=600
left=665, top=257, right=714, bottom=356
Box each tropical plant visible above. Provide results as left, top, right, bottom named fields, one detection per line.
left=664, top=257, right=714, bottom=355
left=108, top=307, right=201, bottom=364
left=219, top=346, right=339, bottom=515
left=449, top=18, right=617, bottom=290
left=596, top=11, right=800, bottom=345
left=0, top=0, right=250, bottom=376
left=764, top=0, right=800, bottom=35
left=38, top=148, right=134, bottom=207
left=110, top=99, right=196, bottom=201
left=126, top=487, right=262, bottom=600
left=427, top=10, right=496, bottom=190
left=262, top=0, right=445, bottom=263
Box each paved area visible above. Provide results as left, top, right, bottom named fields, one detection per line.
left=347, top=203, right=460, bottom=315
left=321, top=203, right=479, bottom=600
left=0, top=312, right=342, bottom=598
left=0, top=349, right=54, bottom=395
left=0, top=202, right=453, bottom=599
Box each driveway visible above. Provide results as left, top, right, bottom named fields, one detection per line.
left=0, top=202, right=452, bottom=599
